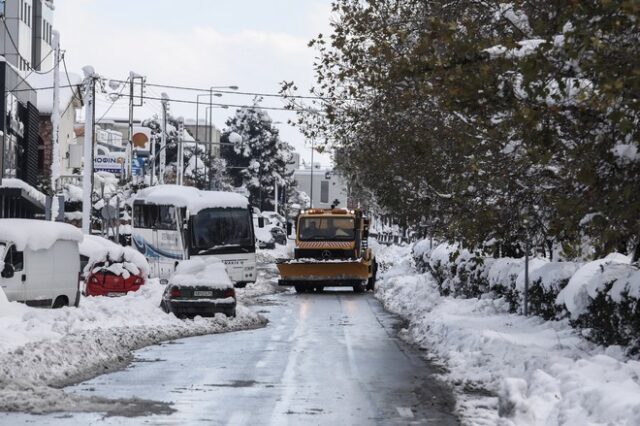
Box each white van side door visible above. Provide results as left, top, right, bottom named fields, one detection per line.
left=0, top=244, right=26, bottom=302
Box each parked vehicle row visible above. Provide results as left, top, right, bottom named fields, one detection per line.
left=0, top=188, right=292, bottom=316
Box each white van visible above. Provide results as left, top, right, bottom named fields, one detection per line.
left=0, top=219, right=83, bottom=308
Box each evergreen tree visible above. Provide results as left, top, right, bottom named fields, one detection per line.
left=221, top=104, right=296, bottom=211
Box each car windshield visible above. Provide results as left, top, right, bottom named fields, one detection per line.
left=298, top=217, right=355, bottom=241
left=191, top=208, right=254, bottom=251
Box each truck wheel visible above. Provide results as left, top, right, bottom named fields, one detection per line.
left=353, top=282, right=365, bottom=293
left=294, top=285, right=307, bottom=293
left=366, top=260, right=378, bottom=291
left=52, top=296, right=69, bottom=309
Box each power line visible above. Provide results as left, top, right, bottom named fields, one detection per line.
left=96, top=77, right=130, bottom=124
left=109, top=79, right=354, bottom=102
left=14, top=82, right=324, bottom=113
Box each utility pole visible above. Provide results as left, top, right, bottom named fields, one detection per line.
left=177, top=117, right=184, bottom=185
left=50, top=30, right=61, bottom=196
left=127, top=72, right=135, bottom=181
left=150, top=134, right=156, bottom=186
left=81, top=66, right=97, bottom=234
left=160, top=93, right=169, bottom=185
left=310, top=140, right=315, bottom=208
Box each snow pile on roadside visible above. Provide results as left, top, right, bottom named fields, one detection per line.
left=376, top=249, right=640, bottom=426
left=0, top=281, right=266, bottom=413
left=256, top=241, right=293, bottom=264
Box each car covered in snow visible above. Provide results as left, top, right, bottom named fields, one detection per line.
left=80, top=235, right=149, bottom=297
left=0, top=219, right=83, bottom=308
left=253, top=214, right=276, bottom=249
left=161, top=258, right=236, bottom=317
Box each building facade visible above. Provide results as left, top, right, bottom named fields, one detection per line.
left=293, top=165, right=349, bottom=210
left=1, top=0, right=54, bottom=72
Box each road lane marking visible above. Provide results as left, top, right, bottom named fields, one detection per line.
left=397, top=407, right=414, bottom=418
left=256, top=360, right=266, bottom=368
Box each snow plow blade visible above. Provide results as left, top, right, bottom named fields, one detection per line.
left=276, top=260, right=370, bottom=287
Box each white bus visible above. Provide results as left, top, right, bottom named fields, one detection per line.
left=131, top=185, right=257, bottom=287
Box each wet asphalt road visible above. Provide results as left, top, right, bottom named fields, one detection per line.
left=2, top=289, right=459, bottom=425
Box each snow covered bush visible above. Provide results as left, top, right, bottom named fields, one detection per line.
left=411, top=239, right=433, bottom=272
left=557, top=257, right=640, bottom=352
left=487, top=258, right=523, bottom=312
left=526, top=262, right=578, bottom=320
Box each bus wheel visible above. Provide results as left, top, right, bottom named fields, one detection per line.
left=353, top=282, right=365, bottom=293
left=314, top=286, right=324, bottom=293
left=294, top=285, right=307, bottom=293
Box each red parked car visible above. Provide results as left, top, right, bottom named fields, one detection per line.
left=80, top=236, right=148, bottom=297
left=85, top=260, right=145, bottom=297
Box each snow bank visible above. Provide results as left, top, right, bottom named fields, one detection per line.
left=0, top=279, right=266, bottom=413
left=376, top=248, right=640, bottom=425
left=171, top=258, right=233, bottom=288
left=557, top=253, right=631, bottom=318
left=0, top=219, right=83, bottom=251
left=134, top=185, right=249, bottom=214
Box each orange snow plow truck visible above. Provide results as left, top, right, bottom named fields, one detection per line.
left=276, top=208, right=377, bottom=293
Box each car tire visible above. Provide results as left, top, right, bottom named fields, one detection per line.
left=353, top=282, right=365, bottom=293
left=52, top=296, right=69, bottom=309
left=225, top=309, right=236, bottom=318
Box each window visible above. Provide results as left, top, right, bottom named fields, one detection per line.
left=4, top=245, right=24, bottom=272
left=299, top=217, right=355, bottom=241
left=320, top=181, right=329, bottom=203
left=133, top=204, right=178, bottom=230
left=191, top=208, right=253, bottom=250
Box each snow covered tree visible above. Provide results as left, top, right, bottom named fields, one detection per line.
left=221, top=104, right=295, bottom=211
left=282, top=0, right=640, bottom=260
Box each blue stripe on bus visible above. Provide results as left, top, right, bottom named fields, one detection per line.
left=132, top=234, right=183, bottom=260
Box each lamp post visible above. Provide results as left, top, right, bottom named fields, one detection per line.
left=194, top=86, right=238, bottom=189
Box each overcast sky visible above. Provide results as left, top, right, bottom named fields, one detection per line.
left=55, top=0, right=334, bottom=165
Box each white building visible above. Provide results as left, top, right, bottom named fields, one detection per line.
left=1, top=0, right=55, bottom=72
left=293, top=164, right=349, bottom=210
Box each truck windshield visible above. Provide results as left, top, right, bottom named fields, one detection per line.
left=299, top=217, right=355, bottom=241
left=191, top=208, right=254, bottom=253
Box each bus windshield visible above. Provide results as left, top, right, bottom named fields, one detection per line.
left=299, top=217, right=355, bottom=241
left=191, top=208, right=254, bottom=253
